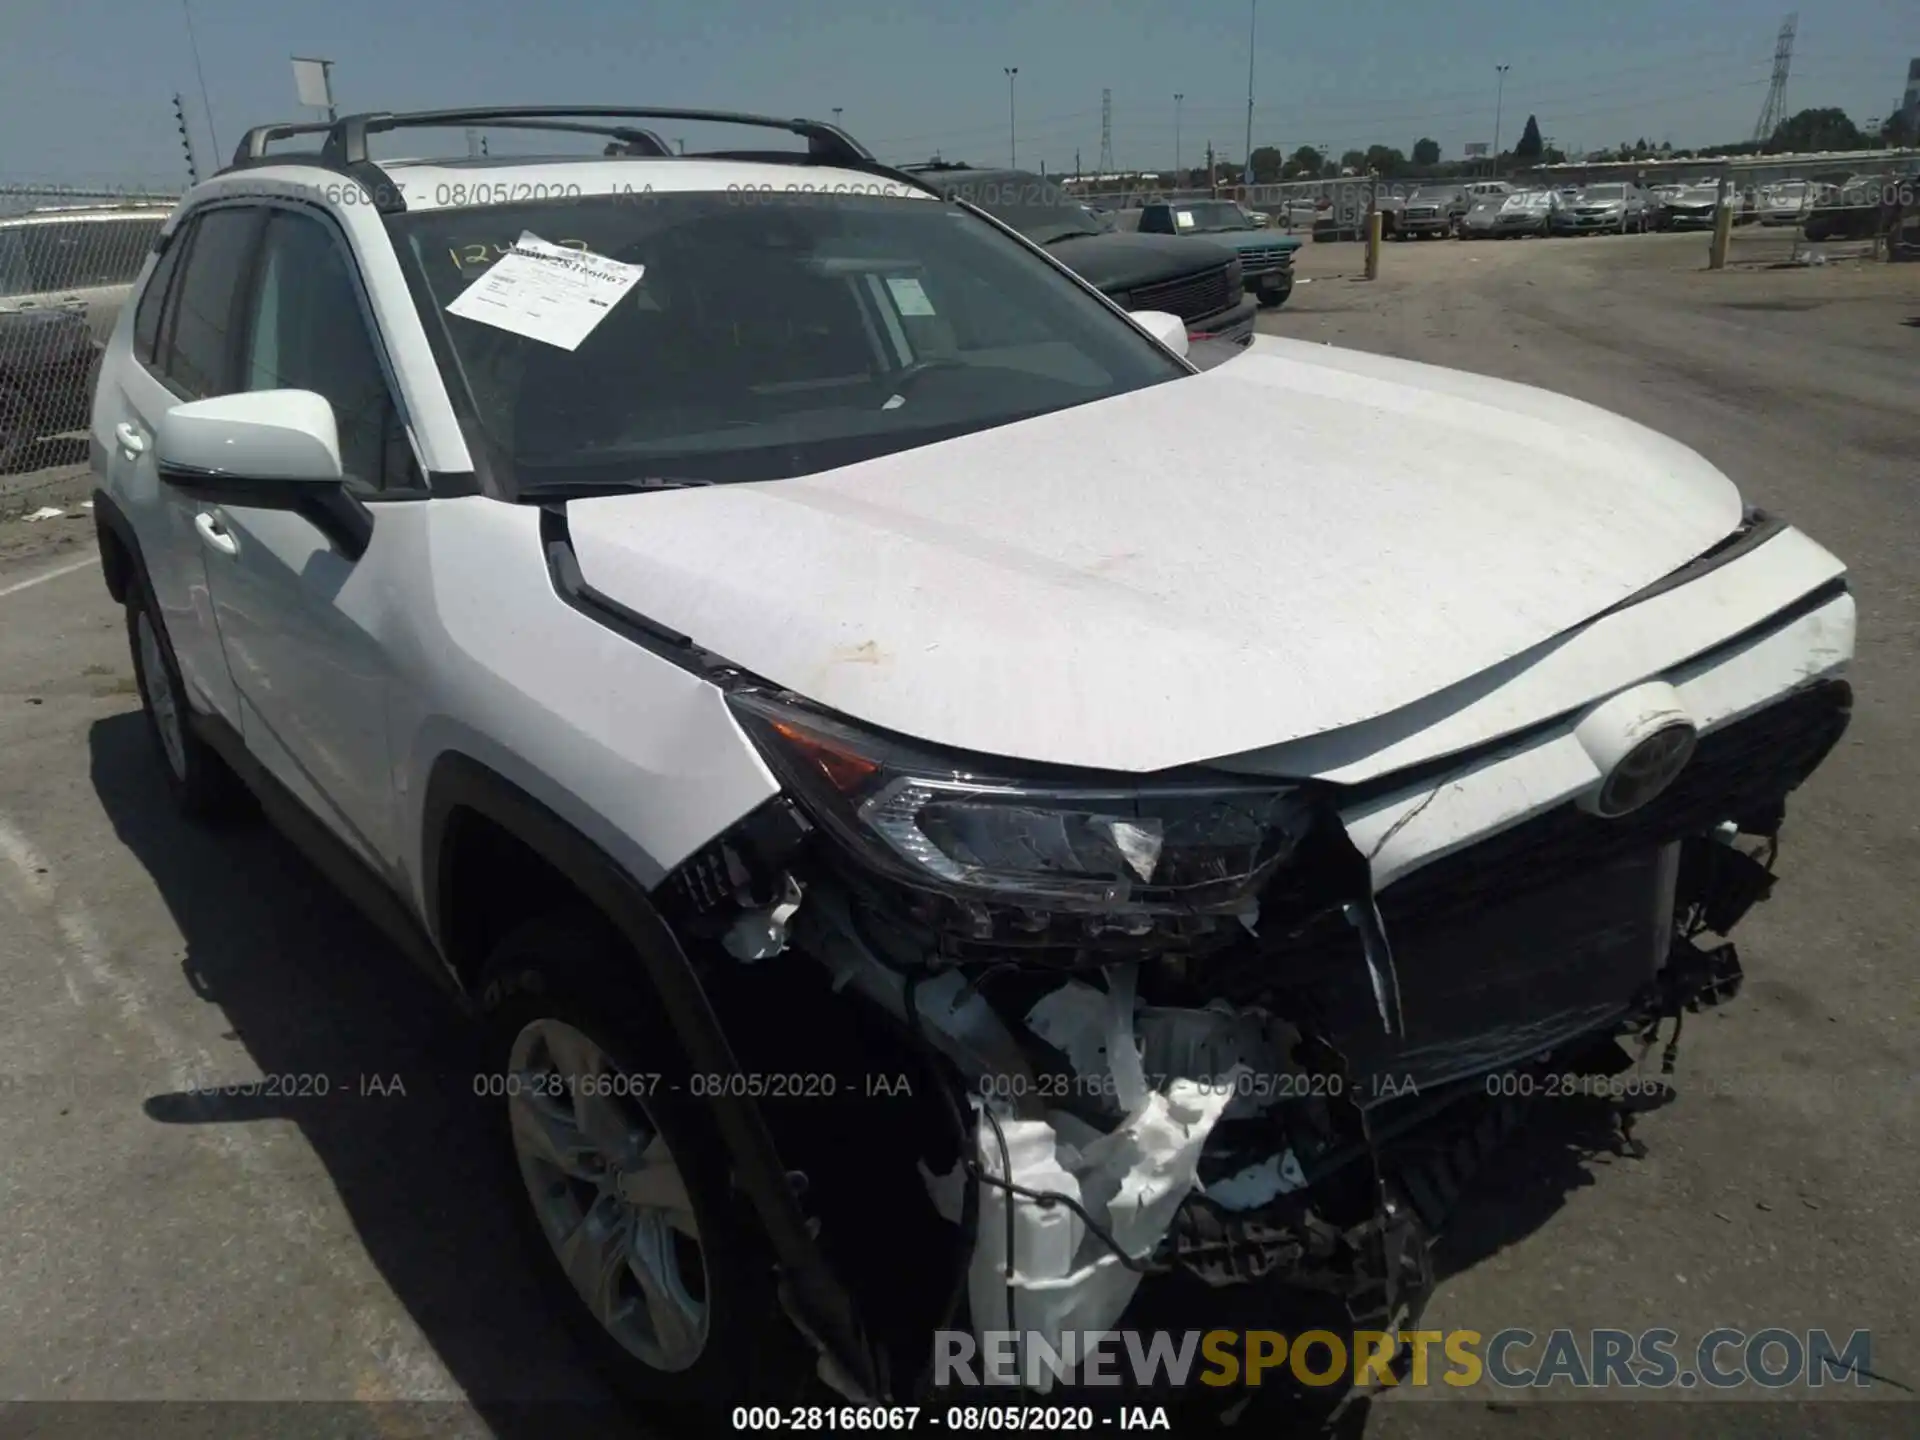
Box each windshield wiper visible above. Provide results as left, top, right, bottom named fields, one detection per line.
left=519, top=476, right=716, bottom=501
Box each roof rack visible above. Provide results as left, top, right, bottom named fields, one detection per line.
left=221, top=106, right=939, bottom=212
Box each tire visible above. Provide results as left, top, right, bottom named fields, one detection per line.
left=479, top=911, right=815, bottom=1425
left=1257, top=285, right=1291, bottom=309
left=125, top=587, right=249, bottom=822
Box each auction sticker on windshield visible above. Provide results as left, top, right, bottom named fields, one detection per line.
left=445, top=231, right=645, bottom=350
left=885, top=276, right=937, bottom=316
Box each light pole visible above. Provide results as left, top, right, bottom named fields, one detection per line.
left=1004, top=67, right=1019, bottom=167
left=1243, top=0, right=1257, bottom=187
left=832, top=106, right=843, bottom=130
left=1492, top=63, right=1510, bottom=178
left=1174, top=94, right=1184, bottom=183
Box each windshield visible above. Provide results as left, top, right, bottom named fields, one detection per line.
left=391, top=191, right=1186, bottom=495
left=1173, top=201, right=1253, bottom=232
left=1581, top=185, right=1626, bottom=200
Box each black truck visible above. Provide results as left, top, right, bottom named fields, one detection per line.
left=904, top=166, right=1256, bottom=364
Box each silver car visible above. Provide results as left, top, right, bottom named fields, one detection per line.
left=1462, top=189, right=1553, bottom=239
left=0, top=204, right=173, bottom=344
left=1, top=204, right=171, bottom=468
left=1549, top=183, right=1653, bottom=235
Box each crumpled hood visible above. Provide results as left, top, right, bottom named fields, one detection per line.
left=566, top=335, right=1744, bottom=773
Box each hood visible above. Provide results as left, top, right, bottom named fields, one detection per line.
left=1040, top=231, right=1237, bottom=292
left=566, top=335, right=1744, bottom=774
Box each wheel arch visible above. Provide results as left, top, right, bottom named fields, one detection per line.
left=417, top=748, right=884, bottom=1399
left=92, top=486, right=139, bottom=605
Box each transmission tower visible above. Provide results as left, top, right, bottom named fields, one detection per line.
left=1098, top=89, right=1115, bottom=174
left=1750, top=13, right=1797, bottom=144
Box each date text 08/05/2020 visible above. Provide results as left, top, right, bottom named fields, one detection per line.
left=729, top=1405, right=1171, bottom=1432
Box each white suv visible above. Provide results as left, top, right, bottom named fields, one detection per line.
left=91, top=107, right=1854, bottom=1426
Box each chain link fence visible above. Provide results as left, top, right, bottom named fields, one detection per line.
left=1725, top=171, right=1917, bottom=268
left=2, top=183, right=179, bottom=477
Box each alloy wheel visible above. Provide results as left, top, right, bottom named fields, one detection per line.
left=135, top=609, right=188, bottom=781
left=507, top=1018, right=710, bottom=1372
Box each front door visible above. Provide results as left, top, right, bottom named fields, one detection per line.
left=199, top=204, right=418, bottom=872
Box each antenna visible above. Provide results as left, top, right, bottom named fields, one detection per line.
left=1751, top=13, right=1797, bottom=145
left=1098, top=88, right=1115, bottom=175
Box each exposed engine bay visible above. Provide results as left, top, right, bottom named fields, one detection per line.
left=658, top=675, right=1851, bottom=1419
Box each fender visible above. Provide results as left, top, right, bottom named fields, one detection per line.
left=92, top=484, right=138, bottom=604
left=419, top=751, right=883, bottom=1400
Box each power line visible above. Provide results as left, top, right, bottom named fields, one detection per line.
left=179, top=0, right=221, bottom=161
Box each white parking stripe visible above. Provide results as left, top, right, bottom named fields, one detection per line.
left=0, top=553, right=99, bottom=599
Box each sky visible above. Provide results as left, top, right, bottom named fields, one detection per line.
left=4, top=0, right=1915, bottom=188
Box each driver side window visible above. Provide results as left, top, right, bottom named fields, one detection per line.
left=241, top=210, right=417, bottom=492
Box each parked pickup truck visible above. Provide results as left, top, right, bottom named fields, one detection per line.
left=1117, top=199, right=1302, bottom=308
left=909, top=168, right=1258, bottom=353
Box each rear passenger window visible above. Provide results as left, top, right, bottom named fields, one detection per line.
left=164, top=207, right=261, bottom=399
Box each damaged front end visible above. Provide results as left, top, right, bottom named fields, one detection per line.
left=658, top=676, right=1851, bottom=1417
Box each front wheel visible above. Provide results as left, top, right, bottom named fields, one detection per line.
left=1257, top=286, right=1291, bottom=309
left=125, top=591, right=249, bottom=821
left=480, top=912, right=815, bottom=1425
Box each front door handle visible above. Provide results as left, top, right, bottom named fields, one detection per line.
left=113, top=421, right=146, bottom=457
left=194, top=510, right=239, bottom=557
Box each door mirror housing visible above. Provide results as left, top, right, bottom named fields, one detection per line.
left=1128, top=309, right=1189, bottom=358
left=157, top=390, right=372, bottom=560
left=156, top=389, right=344, bottom=486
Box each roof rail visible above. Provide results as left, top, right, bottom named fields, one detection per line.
left=220, top=106, right=945, bottom=210
left=317, top=106, right=874, bottom=168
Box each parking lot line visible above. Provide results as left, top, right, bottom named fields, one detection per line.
left=0, top=552, right=99, bottom=600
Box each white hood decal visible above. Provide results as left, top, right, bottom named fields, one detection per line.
left=567, top=335, right=1742, bottom=772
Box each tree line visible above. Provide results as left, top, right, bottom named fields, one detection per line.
left=1182, top=106, right=1910, bottom=186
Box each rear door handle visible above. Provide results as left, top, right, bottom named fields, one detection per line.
left=194, top=510, right=239, bottom=557
left=114, top=422, right=146, bottom=456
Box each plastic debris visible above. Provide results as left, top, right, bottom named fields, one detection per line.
left=23, top=507, right=65, bottom=523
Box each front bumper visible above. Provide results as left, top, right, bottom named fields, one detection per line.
left=1399, top=215, right=1453, bottom=235
left=1188, top=291, right=1258, bottom=346
left=1244, top=265, right=1294, bottom=296
left=1554, top=211, right=1629, bottom=231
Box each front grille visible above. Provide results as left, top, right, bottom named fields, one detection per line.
left=1130, top=265, right=1233, bottom=321
left=1239, top=246, right=1291, bottom=269
left=1406, top=207, right=1439, bottom=219
left=1380, top=678, right=1851, bottom=924
left=1206, top=679, right=1851, bottom=1013
left=1204, top=680, right=1851, bottom=1090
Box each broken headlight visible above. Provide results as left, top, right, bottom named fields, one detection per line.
left=728, top=690, right=1314, bottom=916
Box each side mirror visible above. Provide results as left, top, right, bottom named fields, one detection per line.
left=1129, top=309, right=1190, bottom=358
left=157, top=389, right=344, bottom=486
left=157, top=390, right=372, bottom=560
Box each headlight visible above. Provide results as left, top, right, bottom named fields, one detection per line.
left=727, top=690, right=1314, bottom=916
left=1224, top=257, right=1244, bottom=292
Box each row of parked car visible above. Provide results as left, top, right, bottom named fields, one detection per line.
left=1349, top=170, right=1918, bottom=246
left=0, top=202, right=172, bottom=469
